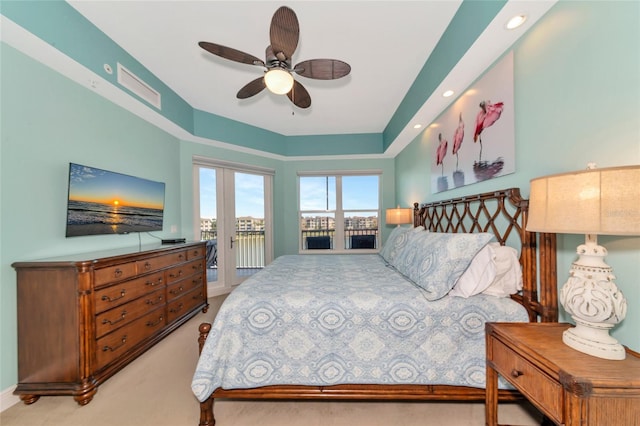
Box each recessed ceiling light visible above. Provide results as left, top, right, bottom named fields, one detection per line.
left=413, top=124, right=422, bottom=129
left=442, top=90, right=454, bottom=98
left=506, top=15, right=527, bottom=30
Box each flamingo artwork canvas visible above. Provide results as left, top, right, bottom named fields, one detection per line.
left=428, top=51, right=515, bottom=193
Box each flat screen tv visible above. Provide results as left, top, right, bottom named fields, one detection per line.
left=66, top=163, right=165, bottom=237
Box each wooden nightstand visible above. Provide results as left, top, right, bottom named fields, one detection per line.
left=485, top=322, right=640, bottom=426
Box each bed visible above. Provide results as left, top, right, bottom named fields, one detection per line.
left=192, top=188, right=558, bottom=426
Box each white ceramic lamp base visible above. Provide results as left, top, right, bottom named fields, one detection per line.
left=559, top=238, right=627, bottom=361
left=563, top=320, right=626, bottom=360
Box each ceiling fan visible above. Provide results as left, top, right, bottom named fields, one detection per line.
left=198, top=6, right=351, bottom=109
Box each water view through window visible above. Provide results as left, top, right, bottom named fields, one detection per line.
left=299, top=174, right=380, bottom=250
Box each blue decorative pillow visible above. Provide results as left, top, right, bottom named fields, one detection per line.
left=379, top=226, right=423, bottom=265
left=393, top=232, right=494, bottom=301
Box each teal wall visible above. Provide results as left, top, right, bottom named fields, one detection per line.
left=395, top=0, right=640, bottom=350
left=0, top=43, right=184, bottom=392
left=1, top=0, right=639, bottom=397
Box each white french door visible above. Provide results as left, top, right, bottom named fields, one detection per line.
left=193, top=157, right=273, bottom=296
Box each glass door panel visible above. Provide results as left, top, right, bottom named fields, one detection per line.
left=198, top=167, right=218, bottom=285
left=232, top=172, right=265, bottom=284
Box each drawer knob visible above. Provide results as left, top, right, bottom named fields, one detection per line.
left=114, top=268, right=123, bottom=278
left=510, top=369, right=523, bottom=378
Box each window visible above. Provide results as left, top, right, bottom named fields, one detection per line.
left=298, top=172, right=380, bottom=251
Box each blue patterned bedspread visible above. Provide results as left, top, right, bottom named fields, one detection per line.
left=192, top=254, right=528, bottom=402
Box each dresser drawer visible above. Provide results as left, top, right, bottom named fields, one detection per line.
left=165, top=259, right=204, bottom=285
left=95, top=307, right=166, bottom=370
left=94, top=272, right=164, bottom=313
left=136, top=250, right=188, bottom=274
left=95, top=288, right=165, bottom=339
left=166, top=272, right=204, bottom=301
left=94, top=262, right=137, bottom=286
left=490, top=338, right=563, bottom=424
left=167, top=287, right=206, bottom=323
left=187, top=245, right=205, bottom=260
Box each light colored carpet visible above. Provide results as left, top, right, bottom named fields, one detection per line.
left=1, top=296, right=542, bottom=426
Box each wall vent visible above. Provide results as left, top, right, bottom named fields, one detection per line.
left=117, top=63, right=161, bottom=110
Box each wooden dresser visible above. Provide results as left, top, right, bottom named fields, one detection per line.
left=12, top=242, right=208, bottom=406
left=486, top=322, right=640, bottom=426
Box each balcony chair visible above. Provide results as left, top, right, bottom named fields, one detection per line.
left=306, top=236, right=331, bottom=249
left=350, top=234, right=376, bottom=249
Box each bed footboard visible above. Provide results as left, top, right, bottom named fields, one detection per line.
left=196, top=322, right=523, bottom=425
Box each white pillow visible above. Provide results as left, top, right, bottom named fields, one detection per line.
left=448, top=243, right=497, bottom=298
left=481, top=243, right=523, bottom=297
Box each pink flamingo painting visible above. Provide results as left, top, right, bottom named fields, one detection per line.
left=473, top=100, right=504, bottom=159
left=436, top=133, right=449, bottom=191
left=452, top=113, right=465, bottom=187
left=452, top=113, right=464, bottom=170
left=436, top=133, right=448, bottom=173
left=472, top=100, right=505, bottom=181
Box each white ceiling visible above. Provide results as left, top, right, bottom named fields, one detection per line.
left=64, top=1, right=556, bottom=151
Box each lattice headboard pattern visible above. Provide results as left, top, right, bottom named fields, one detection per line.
left=414, top=188, right=558, bottom=322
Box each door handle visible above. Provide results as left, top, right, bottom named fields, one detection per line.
left=230, top=236, right=235, bottom=249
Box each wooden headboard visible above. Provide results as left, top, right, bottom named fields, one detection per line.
left=414, top=188, right=558, bottom=323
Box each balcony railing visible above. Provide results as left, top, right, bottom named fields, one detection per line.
left=200, top=227, right=380, bottom=268
left=301, top=228, right=379, bottom=249
left=200, top=230, right=265, bottom=268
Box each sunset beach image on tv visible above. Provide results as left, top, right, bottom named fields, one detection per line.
left=65, top=163, right=165, bottom=237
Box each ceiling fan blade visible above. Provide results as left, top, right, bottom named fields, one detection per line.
left=287, top=80, right=311, bottom=109
left=237, top=77, right=266, bottom=99
left=199, top=41, right=265, bottom=67
left=294, top=59, right=351, bottom=80
left=269, top=6, right=299, bottom=62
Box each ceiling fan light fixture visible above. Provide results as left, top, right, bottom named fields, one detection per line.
left=264, top=69, right=294, bottom=94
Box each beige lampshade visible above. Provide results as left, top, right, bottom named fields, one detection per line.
left=527, top=165, right=640, bottom=235
left=386, top=207, right=413, bottom=225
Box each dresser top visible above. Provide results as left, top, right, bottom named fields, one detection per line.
left=12, top=241, right=203, bottom=268
left=487, top=322, right=640, bottom=389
